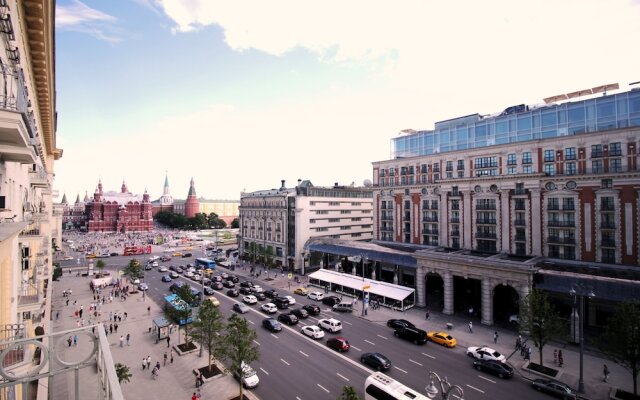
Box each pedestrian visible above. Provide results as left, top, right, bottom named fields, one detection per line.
left=146, top=356, right=151, bottom=370
left=520, top=343, right=526, bottom=357
left=195, top=372, right=200, bottom=388
left=167, top=336, right=171, bottom=348
left=169, top=323, right=173, bottom=334
left=553, top=349, right=558, bottom=365
left=67, top=336, right=72, bottom=347
left=109, top=324, right=113, bottom=334
left=147, top=306, right=151, bottom=315
left=126, top=333, right=130, bottom=346
left=515, top=336, right=522, bottom=351
left=66, top=298, right=69, bottom=306
left=142, top=358, right=146, bottom=370
left=199, top=373, right=204, bottom=387
left=558, top=350, right=563, bottom=367
left=170, top=349, right=174, bottom=364
left=114, top=323, right=118, bottom=333
left=493, top=331, right=498, bottom=344
left=124, top=312, right=128, bottom=320
left=468, top=321, right=473, bottom=333
left=73, top=334, right=78, bottom=346
left=164, top=352, right=167, bottom=366
left=425, top=310, right=430, bottom=320
left=528, top=347, right=533, bottom=362
left=109, top=311, right=113, bottom=321
left=119, top=335, right=124, bottom=347
left=155, top=361, right=160, bottom=371
left=55, top=311, right=59, bottom=320
left=192, top=393, right=197, bottom=400
left=151, top=366, right=158, bottom=380
left=603, top=364, right=610, bottom=382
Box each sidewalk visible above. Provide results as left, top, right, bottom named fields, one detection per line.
left=232, top=264, right=626, bottom=400
left=51, top=270, right=253, bottom=400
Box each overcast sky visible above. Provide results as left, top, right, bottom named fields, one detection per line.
left=54, top=0, right=640, bottom=202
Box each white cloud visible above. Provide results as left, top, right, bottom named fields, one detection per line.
left=56, top=0, right=122, bottom=43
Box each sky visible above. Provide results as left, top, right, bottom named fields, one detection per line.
left=54, top=0, right=640, bottom=202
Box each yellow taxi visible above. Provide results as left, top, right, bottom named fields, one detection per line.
left=202, top=269, right=214, bottom=277
left=185, top=247, right=193, bottom=250
left=86, top=254, right=97, bottom=259
left=294, top=287, right=310, bottom=296
left=206, top=296, right=220, bottom=307
left=173, top=252, right=183, bottom=257
left=427, top=331, right=457, bottom=348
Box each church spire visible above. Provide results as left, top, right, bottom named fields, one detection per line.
left=187, top=177, right=196, bottom=197
left=61, top=193, right=68, bottom=204
left=163, top=173, right=170, bottom=196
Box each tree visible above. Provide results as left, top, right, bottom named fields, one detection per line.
left=219, top=314, right=260, bottom=400
left=189, top=299, right=225, bottom=373
left=115, top=363, right=132, bottom=384
left=169, top=284, right=197, bottom=348
left=52, top=263, right=62, bottom=281
left=599, top=301, right=640, bottom=396
left=122, top=259, right=142, bottom=280
left=247, top=242, right=258, bottom=266
left=337, top=386, right=362, bottom=400
left=95, top=260, right=106, bottom=274
left=230, top=218, right=239, bottom=229
left=264, top=245, right=275, bottom=279
left=519, top=289, right=564, bottom=366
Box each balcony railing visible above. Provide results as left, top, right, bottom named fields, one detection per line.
left=18, top=281, right=40, bottom=306
left=514, top=234, right=526, bottom=241
left=29, top=167, right=49, bottom=188
left=422, top=228, right=439, bottom=235
left=20, top=221, right=41, bottom=236
left=600, top=221, right=616, bottom=229
left=476, top=231, right=497, bottom=239
left=476, top=218, right=497, bottom=225
left=547, top=220, right=575, bottom=227
left=450, top=217, right=460, bottom=223
left=601, top=238, right=616, bottom=247
left=547, top=236, right=576, bottom=245
left=423, top=216, right=438, bottom=222
left=600, top=204, right=615, bottom=211
left=514, top=219, right=527, bottom=226
left=475, top=204, right=496, bottom=210
left=450, top=230, right=460, bottom=237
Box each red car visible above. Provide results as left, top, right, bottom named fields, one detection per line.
left=327, top=337, right=350, bottom=352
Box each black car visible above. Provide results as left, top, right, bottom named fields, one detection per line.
left=203, top=287, right=215, bottom=296
left=532, top=379, right=577, bottom=399
left=240, top=281, right=254, bottom=288
left=183, top=253, right=192, bottom=258
left=387, top=319, right=415, bottom=330
left=277, top=313, right=299, bottom=325
left=227, top=288, right=239, bottom=297
left=262, top=318, right=282, bottom=332
left=473, top=359, right=514, bottom=379
left=361, top=352, right=391, bottom=371
left=239, top=287, right=253, bottom=296
left=289, top=308, right=309, bottom=319
left=210, top=282, right=224, bottom=290
left=169, top=265, right=177, bottom=271
left=264, top=289, right=279, bottom=299
left=226, top=275, right=239, bottom=283
left=322, top=296, right=341, bottom=307
left=302, top=304, right=321, bottom=316
left=274, top=297, right=290, bottom=310
left=176, top=268, right=184, bottom=274
left=223, top=280, right=235, bottom=288
left=254, top=292, right=266, bottom=301
left=110, top=252, right=119, bottom=256
left=394, top=326, right=427, bottom=345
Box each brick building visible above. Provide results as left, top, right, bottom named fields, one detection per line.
left=85, top=180, right=153, bottom=232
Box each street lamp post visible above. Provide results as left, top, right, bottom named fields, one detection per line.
left=425, top=371, right=465, bottom=399
left=569, top=283, right=595, bottom=394
left=361, top=254, right=368, bottom=316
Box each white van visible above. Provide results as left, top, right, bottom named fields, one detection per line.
left=318, top=318, right=342, bottom=333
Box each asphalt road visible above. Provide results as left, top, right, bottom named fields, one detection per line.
left=58, top=251, right=547, bottom=400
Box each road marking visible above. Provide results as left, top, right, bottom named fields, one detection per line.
left=351, top=345, right=361, bottom=351
left=253, top=340, right=260, bottom=346
left=248, top=320, right=255, bottom=324
left=409, top=359, right=423, bottom=366
left=466, top=384, right=484, bottom=393
left=377, top=334, right=388, bottom=340
left=394, top=366, right=408, bottom=374
left=299, top=350, right=309, bottom=357
left=343, top=321, right=352, bottom=325
left=260, top=367, right=269, bottom=375
left=336, top=372, right=349, bottom=381
left=154, top=288, right=159, bottom=291
left=281, top=358, right=290, bottom=366
left=308, top=316, right=319, bottom=322
left=271, top=334, right=279, bottom=339
left=478, top=375, right=496, bottom=384
left=364, top=340, right=375, bottom=345
left=295, top=397, right=301, bottom=400
left=422, top=352, right=436, bottom=359
left=317, top=384, right=330, bottom=393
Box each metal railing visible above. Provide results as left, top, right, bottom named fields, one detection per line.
left=17, top=281, right=40, bottom=306
left=547, top=236, right=576, bottom=245
left=20, top=221, right=41, bottom=236
left=548, top=220, right=575, bottom=227
left=600, top=221, right=616, bottom=229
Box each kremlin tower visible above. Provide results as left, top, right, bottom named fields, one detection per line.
left=184, top=177, right=199, bottom=218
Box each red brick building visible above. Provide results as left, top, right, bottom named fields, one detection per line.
left=184, top=177, right=199, bottom=218
left=86, top=180, right=153, bottom=232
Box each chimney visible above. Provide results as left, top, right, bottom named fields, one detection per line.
left=297, top=179, right=302, bottom=186
left=280, top=180, right=286, bottom=190
left=334, top=182, right=339, bottom=187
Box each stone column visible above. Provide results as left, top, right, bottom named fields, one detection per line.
left=530, top=189, right=542, bottom=256
left=463, top=191, right=473, bottom=249
left=439, top=193, right=448, bottom=246
left=415, top=266, right=426, bottom=307
left=481, top=278, right=494, bottom=326
left=519, top=282, right=530, bottom=302
left=500, top=190, right=511, bottom=253
left=443, top=271, right=454, bottom=315
left=393, top=266, right=399, bottom=285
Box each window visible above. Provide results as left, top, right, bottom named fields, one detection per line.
left=592, top=160, right=603, bottom=174
left=458, top=171, right=464, bottom=178
left=523, top=165, right=532, bottom=174
left=508, top=167, right=516, bottom=174
left=565, top=147, right=576, bottom=160
left=544, top=150, right=555, bottom=162
left=446, top=172, right=453, bottom=179
left=601, top=248, right=616, bottom=264
left=601, top=179, right=613, bottom=189
left=340, top=210, right=351, bottom=214
left=609, top=142, right=622, bottom=157
left=329, top=201, right=340, bottom=206
left=316, top=227, right=328, bottom=232
left=328, top=218, right=340, bottom=222
left=457, top=160, right=465, bottom=170
left=446, top=161, right=453, bottom=171
left=610, top=159, right=622, bottom=173
left=433, top=163, right=440, bottom=172
left=515, top=182, right=525, bottom=194
left=522, top=152, right=532, bottom=164
left=544, top=164, right=555, bottom=176
left=507, top=153, right=517, bottom=165
left=474, top=156, right=498, bottom=168
left=591, top=144, right=603, bottom=158
left=566, top=162, right=576, bottom=175
left=452, top=186, right=459, bottom=196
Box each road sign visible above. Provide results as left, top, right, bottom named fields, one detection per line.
left=362, top=284, right=371, bottom=290
left=288, top=273, right=293, bottom=280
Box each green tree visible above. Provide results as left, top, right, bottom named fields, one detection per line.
left=189, top=299, right=225, bottom=373
left=95, top=259, right=106, bottom=275
left=230, top=218, right=239, bottom=229
left=168, top=284, right=196, bottom=348
left=264, top=245, right=275, bottom=279
left=519, top=289, right=564, bottom=366
left=122, top=259, right=142, bottom=281
left=52, top=263, right=62, bottom=281
left=115, top=363, right=132, bottom=384
left=337, top=386, right=362, bottom=400
left=599, top=301, right=640, bottom=396
left=247, top=242, right=258, bottom=266
left=220, top=314, right=260, bottom=400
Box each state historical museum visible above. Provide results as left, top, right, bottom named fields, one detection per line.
left=86, top=180, right=153, bottom=232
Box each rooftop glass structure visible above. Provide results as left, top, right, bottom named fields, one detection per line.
left=392, top=88, right=640, bottom=159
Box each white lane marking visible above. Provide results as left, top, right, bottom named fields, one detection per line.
left=377, top=334, right=388, bottom=340
left=409, top=359, right=423, bottom=366
left=422, top=352, right=436, bottom=359
left=154, top=288, right=159, bottom=291
left=364, top=340, right=375, bottom=345
left=394, top=366, right=408, bottom=374
left=351, top=345, right=361, bottom=351
left=317, top=384, right=330, bottom=393
left=336, top=372, right=349, bottom=381
left=308, top=316, right=319, bottom=322
left=260, top=367, right=269, bottom=375
left=253, top=340, right=260, bottom=346
left=281, top=358, right=290, bottom=366
left=343, top=321, right=352, bottom=325
left=466, top=384, right=484, bottom=393
left=271, top=334, right=279, bottom=339
left=295, top=397, right=301, bottom=400
left=248, top=320, right=255, bottom=324
left=478, top=375, right=496, bottom=384
left=299, top=350, right=309, bottom=357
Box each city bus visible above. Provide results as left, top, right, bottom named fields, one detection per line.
left=123, top=245, right=152, bottom=256
left=364, top=372, right=429, bottom=400
left=195, top=258, right=216, bottom=269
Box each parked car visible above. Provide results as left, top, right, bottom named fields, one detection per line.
left=283, top=295, right=296, bottom=305
left=466, top=346, right=506, bottom=362
left=233, top=362, right=259, bottom=389
left=531, top=379, right=577, bottom=399
left=289, top=308, right=309, bottom=319
left=211, top=275, right=223, bottom=283
left=251, top=285, right=263, bottom=293
left=226, top=275, right=239, bottom=283
left=211, top=282, right=224, bottom=290
left=301, top=325, right=325, bottom=339
left=243, top=295, right=258, bottom=305
left=308, top=291, right=325, bottom=301
left=327, top=337, right=350, bottom=353
left=161, top=275, right=172, bottom=282
left=360, top=352, right=391, bottom=371
left=302, top=304, right=321, bottom=316
left=144, top=264, right=153, bottom=271
left=427, top=331, right=457, bottom=348
left=261, top=303, right=277, bottom=314
left=254, top=292, right=266, bottom=301
left=203, top=287, right=215, bottom=296
left=158, top=266, right=168, bottom=272
left=240, top=281, right=254, bottom=288
left=264, top=289, right=279, bottom=299
left=322, top=296, right=341, bottom=306
left=239, top=287, right=253, bottom=296
left=472, top=359, right=514, bottom=379
left=332, top=302, right=353, bottom=313
left=387, top=319, right=415, bottom=330
left=394, top=326, right=427, bottom=345
left=233, top=303, right=250, bottom=314
left=318, top=318, right=342, bottom=333
left=274, top=297, right=290, bottom=310
left=227, top=289, right=239, bottom=297
left=169, top=271, right=179, bottom=279
left=278, top=313, right=299, bottom=325
left=223, top=280, right=235, bottom=288
left=138, top=283, right=149, bottom=291
left=262, top=318, right=282, bottom=332
left=294, top=287, right=310, bottom=296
